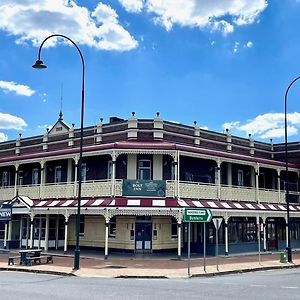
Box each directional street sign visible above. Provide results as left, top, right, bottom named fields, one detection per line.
left=183, top=208, right=212, bottom=223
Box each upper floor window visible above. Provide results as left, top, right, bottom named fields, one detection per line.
left=81, top=163, right=87, bottom=182
left=55, top=166, right=62, bottom=183
left=18, top=170, right=24, bottom=186
left=138, top=160, right=151, bottom=180
left=32, top=168, right=39, bottom=185
left=107, top=160, right=113, bottom=180
left=237, top=169, right=244, bottom=186
left=2, top=171, right=10, bottom=187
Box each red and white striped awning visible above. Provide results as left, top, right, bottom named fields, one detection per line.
left=31, top=197, right=300, bottom=212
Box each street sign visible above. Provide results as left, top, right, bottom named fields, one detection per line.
left=183, top=208, right=212, bottom=223
left=213, top=218, right=223, bottom=230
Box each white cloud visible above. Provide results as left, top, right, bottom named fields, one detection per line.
left=223, top=112, right=300, bottom=140
left=0, top=132, right=8, bottom=142
left=0, top=80, right=35, bottom=96
left=119, top=0, right=267, bottom=34
left=0, top=112, right=27, bottom=130
left=233, top=41, right=240, bottom=53
left=119, top=0, right=144, bottom=13
left=246, top=41, right=253, bottom=48
left=0, top=1, right=137, bottom=52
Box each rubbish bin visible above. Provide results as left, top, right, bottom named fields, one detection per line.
left=280, top=251, right=287, bottom=263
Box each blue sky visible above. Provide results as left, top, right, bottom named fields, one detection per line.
left=1, top=0, right=300, bottom=143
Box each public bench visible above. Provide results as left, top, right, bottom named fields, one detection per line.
left=24, top=255, right=54, bottom=266
left=8, top=256, right=20, bottom=266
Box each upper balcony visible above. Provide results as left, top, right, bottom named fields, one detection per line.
left=0, top=179, right=297, bottom=205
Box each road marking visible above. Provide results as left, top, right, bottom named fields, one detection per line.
left=281, top=286, right=298, bottom=289
left=250, top=284, right=266, bottom=288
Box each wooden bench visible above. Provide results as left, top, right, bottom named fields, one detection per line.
left=8, top=256, right=20, bottom=266
left=26, top=255, right=53, bottom=266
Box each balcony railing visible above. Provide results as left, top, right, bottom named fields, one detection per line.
left=0, top=179, right=298, bottom=205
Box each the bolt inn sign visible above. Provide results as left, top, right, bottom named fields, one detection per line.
left=122, top=180, right=166, bottom=197
left=183, top=208, right=212, bottom=223
left=0, top=203, right=12, bottom=221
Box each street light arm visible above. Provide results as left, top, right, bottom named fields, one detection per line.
left=36, top=34, right=85, bottom=70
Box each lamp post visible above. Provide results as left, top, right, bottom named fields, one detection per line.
left=284, top=76, right=300, bottom=263
left=32, top=34, right=85, bottom=270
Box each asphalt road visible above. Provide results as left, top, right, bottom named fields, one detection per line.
left=0, top=269, right=299, bottom=300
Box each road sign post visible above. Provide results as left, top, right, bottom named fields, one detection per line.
left=184, top=208, right=212, bottom=276
left=212, top=218, right=223, bottom=271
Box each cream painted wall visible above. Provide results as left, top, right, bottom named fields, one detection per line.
left=127, top=154, right=137, bottom=179
left=68, top=215, right=178, bottom=251
left=153, top=155, right=163, bottom=180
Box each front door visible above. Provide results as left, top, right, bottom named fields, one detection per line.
left=135, top=222, right=152, bottom=253
left=267, top=221, right=278, bottom=250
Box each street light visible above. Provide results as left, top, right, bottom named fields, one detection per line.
left=33, top=34, right=85, bottom=270
left=284, top=75, right=300, bottom=263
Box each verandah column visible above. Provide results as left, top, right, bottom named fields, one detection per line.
left=104, top=218, right=110, bottom=260
left=14, top=164, right=19, bottom=196
left=177, top=216, right=182, bottom=259
left=3, top=222, right=8, bottom=248
left=111, top=152, right=117, bottom=197
left=44, top=214, right=49, bottom=251
left=262, top=217, right=267, bottom=252
left=277, top=169, right=281, bottom=203
left=64, top=215, right=69, bottom=253
left=73, top=156, right=79, bottom=197
left=39, top=161, right=45, bottom=199
left=255, top=164, right=259, bottom=203
left=30, top=214, right=34, bottom=249
left=216, top=160, right=221, bottom=200
left=224, top=217, right=229, bottom=256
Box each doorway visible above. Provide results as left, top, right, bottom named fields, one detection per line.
left=135, top=217, right=152, bottom=253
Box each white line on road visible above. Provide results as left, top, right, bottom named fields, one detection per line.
left=281, top=286, right=298, bottom=289
left=250, top=284, right=266, bottom=288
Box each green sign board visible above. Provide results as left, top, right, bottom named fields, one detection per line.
left=122, top=180, right=166, bottom=197
left=183, top=208, right=212, bottom=223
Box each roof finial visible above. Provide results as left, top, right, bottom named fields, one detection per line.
left=59, top=83, right=63, bottom=121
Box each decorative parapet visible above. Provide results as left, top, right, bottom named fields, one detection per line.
left=193, top=121, right=200, bottom=145
left=68, top=123, right=75, bottom=147
left=154, top=112, right=163, bottom=140
left=15, top=133, right=21, bottom=155
left=225, top=128, right=232, bottom=152
left=249, top=134, right=255, bottom=156
left=42, top=129, right=48, bottom=151
left=95, top=118, right=103, bottom=144
left=128, top=112, right=137, bottom=140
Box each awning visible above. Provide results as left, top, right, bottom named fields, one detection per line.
left=31, top=197, right=300, bottom=212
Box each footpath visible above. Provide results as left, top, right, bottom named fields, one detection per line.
left=0, top=251, right=299, bottom=279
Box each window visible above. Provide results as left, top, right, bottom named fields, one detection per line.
left=107, top=160, right=113, bottom=179
left=80, top=215, right=85, bottom=236
left=33, top=217, right=46, bottom=239
left=237, top=169, right=244, bottom=186
left=81, top=163, right=87, bottom=182
left=18, top=170, right=24, bottom=186
left=55, top=166, right=62, bottom=183
left=171, top=162, right=176, bottom=180
left=2, top=171, right=10, bottom=187
left=32, top=168, right=39, bottom=185
left=109, top=216, right=116, bottom=238
left=171, top=217, right=178, bottom=238
left=138, top=160, right=151, bottom=180
left=228, top=217, right=257, bottom=243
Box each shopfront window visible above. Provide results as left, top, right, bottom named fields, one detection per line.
left=109, top=216, right=116, bottom=238
left=171, top=217, right=178, bottom=238
left=228, top=217, right=257, bottom=243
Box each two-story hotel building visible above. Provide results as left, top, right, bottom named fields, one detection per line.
left=1, top=112, right=300, bottom=258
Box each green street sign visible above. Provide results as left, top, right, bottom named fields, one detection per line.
left=183, top=208, right=212, bottom=223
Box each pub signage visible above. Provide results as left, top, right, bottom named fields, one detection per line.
left=122, top=180, right=166, bottom=197
left=0, top=203, right=12, bottom=221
